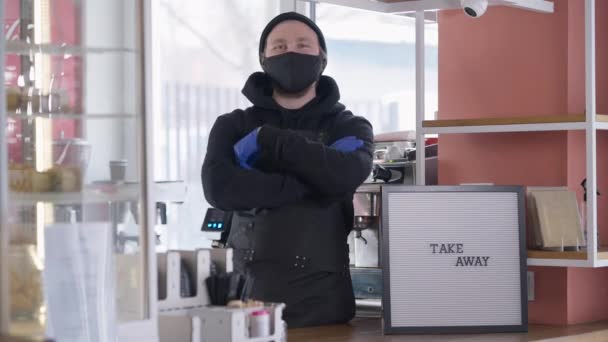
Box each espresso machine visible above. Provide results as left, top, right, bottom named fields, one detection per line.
left=349, top=131, right=438, bottom=317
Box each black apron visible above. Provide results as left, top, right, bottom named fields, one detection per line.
left=227, top=198, right=355, bottom=328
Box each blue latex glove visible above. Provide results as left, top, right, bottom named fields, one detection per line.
left=330, top=136, right=363, bottom=152
left=233, top=128, right=260, bottom=169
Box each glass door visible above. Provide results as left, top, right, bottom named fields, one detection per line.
left=1, top=0, right=153, bottom=340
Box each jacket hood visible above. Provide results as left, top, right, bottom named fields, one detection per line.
left=241, top=72, right=345, bottom=117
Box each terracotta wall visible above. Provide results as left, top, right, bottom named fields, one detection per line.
left=438, top=0, right=608, bottom=324
left=565, top=0, right=608, bottom=325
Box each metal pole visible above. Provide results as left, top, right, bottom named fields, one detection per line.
left=415, top=11, right=426, bottom=186
left=584, top=0, right=598, bottom=265
left=0, top=0, right=9, bottom=333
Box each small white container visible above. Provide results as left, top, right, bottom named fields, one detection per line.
left=109, top=159, right=128, bottom=182
left=249, top=309, right=270, bottom=338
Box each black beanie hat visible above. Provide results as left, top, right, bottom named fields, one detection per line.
left=259, top=12, right=327, bottom=58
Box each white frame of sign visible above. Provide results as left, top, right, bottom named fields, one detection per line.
left=381, top=185, right=527, bottom=334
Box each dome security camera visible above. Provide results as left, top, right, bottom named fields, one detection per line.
left=460, top=0, right=488, bottom=18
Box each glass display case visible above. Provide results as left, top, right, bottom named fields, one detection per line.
left=0, top=0, right=158, bottom=340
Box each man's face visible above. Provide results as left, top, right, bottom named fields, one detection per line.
left=264, top=20, right=320, bottom=58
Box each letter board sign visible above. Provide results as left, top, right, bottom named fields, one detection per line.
left=382, top=186, right=527, bottom=334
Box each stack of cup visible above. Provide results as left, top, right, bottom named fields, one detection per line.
left=249, top=309, right=270, bottom=338
left=110, top=160, right=128, bottom=182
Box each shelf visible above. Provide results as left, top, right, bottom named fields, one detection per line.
left=528, top=249, right=588, bottom=261
left=155, top=181, right=187, bottom=203
left=5, top=40, right=137, bottom=56
left=316, top=0, right=553, bottom=14
left=526, top=247, right=608, bottom=267
left=596, top=115, right=608, bottom=122
left=424, top=115, right=586, bottom=128
left=527, top=258, right=592, bottom=267
left=420, top=115, right=608, bottom=134
left=596, top=114, right=608, bottom=130
left=11, top=185, right=139, bottom=205
left=7, top=112, right=137, bottom=120
left=10, top=181, right=186, bottom=205
left=5, top=320, right=44, bottom=341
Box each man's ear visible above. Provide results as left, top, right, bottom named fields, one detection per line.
left=320, top=51, right=328, bottom=73
left=259, top=53, right=267, bottom=71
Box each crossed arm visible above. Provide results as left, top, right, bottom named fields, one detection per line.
left=255, top=119, right=373, bottom=196
left=202, top=112, right=373, bottom=211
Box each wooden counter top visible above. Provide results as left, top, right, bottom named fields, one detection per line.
left=5, top=318, right=608, bottom=341
left=288, top=318, right=608, bottom=342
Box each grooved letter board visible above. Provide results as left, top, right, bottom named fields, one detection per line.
left=382, top=186, right=527, bottom=335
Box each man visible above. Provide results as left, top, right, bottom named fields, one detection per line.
left=202, top=12, right=373, bottom=328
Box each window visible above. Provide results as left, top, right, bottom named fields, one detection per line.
left=315, top=3, right=438, bottom=134
left=155, top=1, right=437, bottom=249
left=156, top=0, right=281, bottom=249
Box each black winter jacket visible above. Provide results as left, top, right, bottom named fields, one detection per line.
left=202, top=72, right=373, bottom=216
left=201, top=72, right=373, bottom=328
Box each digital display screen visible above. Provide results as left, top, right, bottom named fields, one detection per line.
left=202, top=208, right=230, bottom=232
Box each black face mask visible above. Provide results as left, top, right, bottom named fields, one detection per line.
left=262, top=52, right=324, bottom=94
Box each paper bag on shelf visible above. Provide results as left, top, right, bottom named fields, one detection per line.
left=526, top=186, right=564, bottom=248
left=529, top=189, right=584, bottom=249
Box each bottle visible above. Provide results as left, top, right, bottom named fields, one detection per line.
left=580, top=179, right=588, bottom=248
left=154, top=206, right=167, bottom=252
left=580, top=178, right=601, bottom=249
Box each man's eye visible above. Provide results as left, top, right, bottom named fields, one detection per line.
left=273, top=44, right=286, bottom=50
left=297, top=43, right=310, bottom=49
